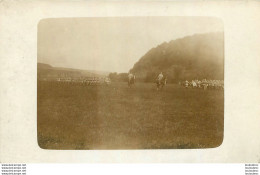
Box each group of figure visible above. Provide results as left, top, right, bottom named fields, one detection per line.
left=128, top=72, right=167, bottom=90
left=182, top=79, right=224, bottom=90
left=53, top=77, right=111, bottom=86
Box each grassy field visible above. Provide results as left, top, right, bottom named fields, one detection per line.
left=37, top=81, right=224, bottom=149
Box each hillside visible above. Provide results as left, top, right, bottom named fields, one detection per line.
left=37, top=63, right=108, bottom=80
left=130, top=32, right=224, bottom=82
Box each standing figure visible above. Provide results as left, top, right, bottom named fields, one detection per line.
left=185, top=80, right=189, bottom=88
left=128, top=72, right=135, bottom=88
left=156, top=72, right=165, bottom=90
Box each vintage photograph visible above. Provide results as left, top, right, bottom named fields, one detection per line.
left=37, top=17, right=224, bottom=149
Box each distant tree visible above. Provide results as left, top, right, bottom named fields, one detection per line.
left=173, top=65, right=184, bottom=81
left=108, top=72, right=118, bottom=81
left=145, top=71, right=156, bottom=82
left=118, top=73, right=128, bottom=82
left=108, top=72, right=129, bottom=82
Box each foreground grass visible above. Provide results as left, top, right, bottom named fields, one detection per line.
left=37, top=81, right=224, bottom=149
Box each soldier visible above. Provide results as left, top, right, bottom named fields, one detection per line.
left=128, top=72, right=135, bottom=88
left=157, top=72, right=164, bottom=83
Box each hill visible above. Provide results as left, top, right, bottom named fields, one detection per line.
left=130, top=32, right=224, bottom=82
left=37, top=63, right=108, bottom=80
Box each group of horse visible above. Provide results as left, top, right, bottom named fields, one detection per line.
left=127, top=75, right=167, bottom=90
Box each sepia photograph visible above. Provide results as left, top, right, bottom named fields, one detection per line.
left=1, top=0, right=260, bottom=165
left=37, top=17, right=224, bottom=150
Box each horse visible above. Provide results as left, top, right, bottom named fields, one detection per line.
left=128, top=75, right=135, bottom=88
left=156, top=77, right=167, bottom=90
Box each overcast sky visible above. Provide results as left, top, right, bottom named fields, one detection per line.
left=38, top=17, right=223, bottom=73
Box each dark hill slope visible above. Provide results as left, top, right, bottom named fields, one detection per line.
left=130, top=32, right=224, bottom=82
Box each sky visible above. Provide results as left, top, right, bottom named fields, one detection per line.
left=38, top=17, right=223, bottom=73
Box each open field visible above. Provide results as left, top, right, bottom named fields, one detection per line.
left=37, top=81, right=224, bottom=149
